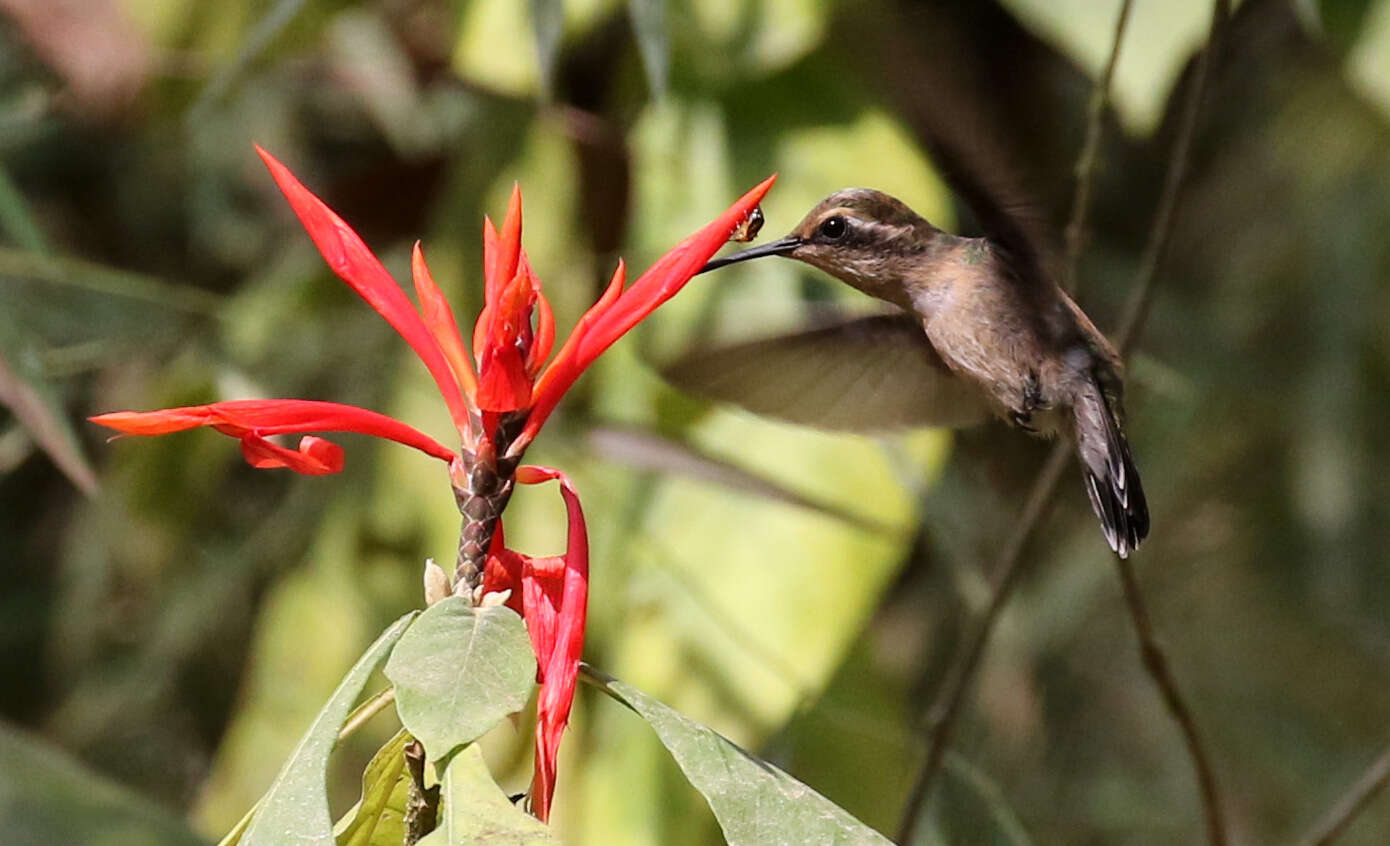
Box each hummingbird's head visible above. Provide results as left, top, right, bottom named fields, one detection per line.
left=699, top=189, right=937, bottom=305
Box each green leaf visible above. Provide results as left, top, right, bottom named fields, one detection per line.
left=0, top=163, right=50, bottom=253
left=628, top=0, right=668, bottom=97
left=419, top=745, right=557, bottom=845
left=334, top=729, right=413, bottom=846
left=0, top=722, right=204, bottom=846
left=0, top=246, right=224, bottom=315
left=588, top=666, right=893, bottom=846
left=239, top=612, right=418, bottom=846
left=0, top=342, right=98, bottom=496
left=384, top=597, right=536, bottom=761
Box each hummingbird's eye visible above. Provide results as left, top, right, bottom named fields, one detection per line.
left=818, top=215, right=848, bottom=241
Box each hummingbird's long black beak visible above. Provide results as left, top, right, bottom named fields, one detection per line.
left=698, top=236, right=801, bottom=275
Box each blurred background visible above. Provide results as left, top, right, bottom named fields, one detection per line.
left=2, top=0, right=1390, bottom=843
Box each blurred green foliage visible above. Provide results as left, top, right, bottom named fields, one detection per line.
left=2, top=0, right=1390, bottom=843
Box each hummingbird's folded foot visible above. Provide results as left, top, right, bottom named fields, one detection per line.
left=1010, top=372, right=1047, bottom=432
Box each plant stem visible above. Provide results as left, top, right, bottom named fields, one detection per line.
left=1114, top=556, right=1226, bottom=845
left=896, top=442, right=1070, bottom=844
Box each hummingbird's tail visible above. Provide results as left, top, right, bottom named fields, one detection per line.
left=1072, top=379, right=1148, bottom=558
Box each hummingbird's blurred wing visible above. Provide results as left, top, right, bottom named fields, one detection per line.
left=662, top=314, right=991, bottom=431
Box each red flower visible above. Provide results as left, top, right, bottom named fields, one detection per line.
left=90, top=147, right=775, bottom=821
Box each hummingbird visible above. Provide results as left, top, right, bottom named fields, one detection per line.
left=670, top=190, right=1148, bottom=557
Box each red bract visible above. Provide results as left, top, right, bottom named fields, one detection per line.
left=90, top=147, right=776, bottom=821
left=481, top=464, right=587, bottom=823
left=90, top=399, right=457, bottom=475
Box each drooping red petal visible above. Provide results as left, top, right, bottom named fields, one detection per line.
left=255, top=147, right=472, bottom=432
left=514, top=464, right=588, bottom=823
left=520, top=175, right=778, bottom=447
left=240, top=434, right=344, bottom=475
left=411, top=242, right=479, bottom=408
left=91, top=399, right=457, bottom=469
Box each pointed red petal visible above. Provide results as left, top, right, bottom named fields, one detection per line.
left=255, top=147, right=471, bottom=431
left=92, top=399, right=456, bottom=465
left=528, top=289, right=555, bottom=377
left=411, top=242, right=479, bottom=406
left=583, top=175, right=778, bottom=360
left=519, top=173, right=778, bottom=447
left=475, top=217, right=501, bottom=362
left=90, top=406, right=218, bottom=435
left=491, top=183, right=523, bottom=301
left=240, top=434, right=344, bottom=475
left=475, top=268, right=537, bottom=412
left=482, top=216, right=500, bottom=294
left=521, top=260, right=625, bottom=443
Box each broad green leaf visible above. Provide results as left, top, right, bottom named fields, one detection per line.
left=0, top=722, right=204, bottom=846
left=590, top=667, right=893, bottom=846
left=628, top=0, right=668, bottom=96
left=333, top=729, right=413, bottom=846
left=419, top=744, right=557, bottom=846
left=384, top=597, right=536, bottom=761
left=216, top=803, right=257, bottom=846
left=239, top=612, right=418, bottom=846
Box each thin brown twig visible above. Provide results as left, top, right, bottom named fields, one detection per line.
left=896, top=1, right=1229, bottom=841
left=1063, top=0, right=1134, bottom=295
left=1118, top=0, right=1231, bottom=355
left=1109, top=3, right=1232, bottom=844
left=896, top=442, right=1071, bottom=844
left=1114, top=557, right=1226, bottom=845
left=1297, top=743, right=1390, bottom=846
